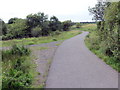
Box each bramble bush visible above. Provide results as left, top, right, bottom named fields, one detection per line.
left=2, top=45, right=34, bottom=89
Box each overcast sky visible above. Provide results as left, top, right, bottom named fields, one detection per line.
left=0, top=0, right=97, bottom=23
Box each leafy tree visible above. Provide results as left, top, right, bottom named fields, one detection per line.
left=62, top=20, right=72, bottom=31
left=26, top=12, right=48, bottom=36
left=26, top=12, right=48, bottom=28
left=0, top=19, right=7, bottom=35
left=31, top=26, right=42, bottom=37
left=8, top=19, right=28, bottom=38
left=8, top=17, right=18, bottom=24
left=97, top=2, right=120, bottom=59
left=88, top=0, right=109, bottom=21
left=41, top=21, right=50, bottom=36
left=49, top=16, right=61, bottom=31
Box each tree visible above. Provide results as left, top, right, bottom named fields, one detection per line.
left=31, top=26, right=42, bottom=37
left=26, top=12, right=48, bottom=36
left=26, top=12, right=48, bottom=28
left=49, top=16, right=61, bottom=31
left=96, top=2, right=120, bottom=59
left=8, top=19, right=28, bottom=38
left=8, top=17, right=18, bottom=24
left=88, top=0, right=109, bottom=21
left=0, top=19, right=7, bottom=35
left=62, top=20, right=72, bottom=31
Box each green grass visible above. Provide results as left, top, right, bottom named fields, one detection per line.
left=1, top=30, right=81, bottom=47
left=38, top=47, right=49, bottom=50
left=71, top=24, right=97, bottom=32
left=2, top=45, right=37, bottom=88
left=85, top=30, right=120, bottom=72
left=55, top=43, right=61, bottom=46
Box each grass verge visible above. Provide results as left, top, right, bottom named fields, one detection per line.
left=71, top=24, right=97, bottom=32
left=85, top=30, right=120, bottom=72
left=1, top=30, right=81, bottom=47
left=2, top=45, right=38, bottom=89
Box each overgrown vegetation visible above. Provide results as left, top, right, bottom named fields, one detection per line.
left=2, top=45, right=37, bottom=89
left=0, top=12, right=73, bottom=40
left=86, top=1, right=120, bottom=72
left=1, top=30, right=81, bottom=47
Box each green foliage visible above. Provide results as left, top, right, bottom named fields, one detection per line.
left=85, top=30, right=120, bottom=72
left=41, top=21, right=50, bottom=36
left=26, top=12, right=49, bottom=36
left=26, top=12, right=48, bottom=28
left=62, top=20, right=72, bottom=31
left=2, top=45, right=30, bottom=61
left=0, top=19, right=7, bottom=35
left=10, top=45, right=30, bottom=56
left=31, top=26, right=42, bottom=37
left=88, top=1, right=109, bottom=21
left=50, top=30, right=62, bottom=36
left=49, top=16, right=62, bottom=31
left=1, top=30, right=81, bottom=47
left=86, top=2, right=120, bottom=72
left=2, top=45, right=35, bottom=89
left=7, top=19, right=28, bottom=39
left=2, top=34, right=13, bottom=40
left=97, top=2, right=120, bottom=59
left=8, top=17, right=18, bottom=24
left=73, top=24, right=97, bottom=31
left=76, top=23, right=81, bottom=28
left=2, top=12, right=73, bottom=40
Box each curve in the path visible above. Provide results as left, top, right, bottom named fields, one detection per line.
left=46, top=31, right=118, bottom=88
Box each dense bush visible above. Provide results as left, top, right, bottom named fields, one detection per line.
left=7, top=19, right=28, bottom=39
left=97, top=2, right=120, bottom=60
left=11, top=45, right=30, bottom=56
left=49, top=16, right=62, bottom=31
left=62, top=20, right=72, bottom=31
left=2, top=34, right=13, bottom=40
left=31, top=26, right=42, bottom=37
left=0, top=19, right=8, bottom=36
left=2, top=12, right=73, bottom=40
left=87, top=1, right=120, bottom=72
left=2, top=45, right=33, bottom=89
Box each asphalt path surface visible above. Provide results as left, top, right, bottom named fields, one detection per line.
left=46, top=31, right=118, bottom=88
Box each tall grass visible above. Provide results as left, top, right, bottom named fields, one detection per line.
left=2, top=45, right=36, bottom=89
left=71, top=24, right=97, bottom=32
left=85, top=30, right=120, bottom=72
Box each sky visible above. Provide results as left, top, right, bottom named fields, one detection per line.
left=0, top=0, right=97, bottom=23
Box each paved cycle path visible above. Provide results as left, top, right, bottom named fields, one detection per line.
left=46, top=31, right=118, bottom=88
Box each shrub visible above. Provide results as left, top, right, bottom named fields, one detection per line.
left=76, top=23, right=81, bottom=28
left=98, top=2, right=120, bottom=60
left=11, top=45, right=30, bottom=56
left=2, top=34, right=13, bottom=40
left=50, top=30, right=62, bottom=36
left=52, top=38, right=57, bottom=41
left=28, top=42, right=35, bottom=45
left=2, top=45, right=33, bottom=89
left=31, top=26, right=42, bottom=37
left=62, top=20, right=72, bottom=31
left=2, top=45, right=30, bottom=61
left=7, top=19, right=28, bottom=39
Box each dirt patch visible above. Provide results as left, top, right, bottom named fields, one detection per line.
left=30, top=41, right=63, bottom=87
